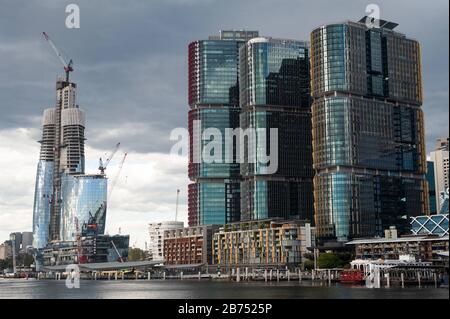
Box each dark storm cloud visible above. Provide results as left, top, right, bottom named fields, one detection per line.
left=0, top=0, right=448, bottom=154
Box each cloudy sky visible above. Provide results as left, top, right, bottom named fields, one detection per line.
left=0, top=0, right=448, bottom=248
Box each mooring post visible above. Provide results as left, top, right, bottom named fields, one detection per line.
left=198, top=271, right=201, bottom=280
left=148, top=272, right=151, bottom=281
left=236, top=268, right=240, bottom=282
left=328, top=269, right=331, bottom=285
left=386, top=272, right=390, bottom=288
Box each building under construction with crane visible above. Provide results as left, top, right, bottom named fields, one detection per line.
left=32, top=32, right=129, bottom=268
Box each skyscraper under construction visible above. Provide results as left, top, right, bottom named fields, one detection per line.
left=32, top=77, right=107, bottom=249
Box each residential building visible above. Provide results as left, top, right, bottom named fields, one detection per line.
left=188, top=30, right=259, bottom=226
left=429, top=137, right=449, bottom=211
left=239, top=37, right=314, bottom=222
left=164, top=225, right=219, bottom=265
left=212, top=219, right=315, bottom=268
left=311, top=17, right=429, bottom=243
left=0, top=241, right=12, bottom=260
left=148, top=221, right=184, bottom=262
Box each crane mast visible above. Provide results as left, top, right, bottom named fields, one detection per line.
left=42, top=32, right=74, bottom=82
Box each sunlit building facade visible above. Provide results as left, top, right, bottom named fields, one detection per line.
left=239, top=37, right=314, bottom=222
left=188, top=30, right=259, bottom=226
left=311, top=18, right=429, bottom=243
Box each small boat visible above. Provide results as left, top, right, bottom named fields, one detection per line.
left=339, top=270, right=365, bottom=284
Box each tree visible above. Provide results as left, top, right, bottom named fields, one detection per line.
left=317, top=253, right=344, bottom=269
left=0, top=259, right=12, bottom=271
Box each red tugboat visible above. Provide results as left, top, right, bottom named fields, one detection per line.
left=339, top=269, right=365, bottom=284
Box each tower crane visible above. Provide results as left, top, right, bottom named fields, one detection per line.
left=108, top=152, right=128, bottom=201
left=42, top=32, right=74, bottom=82
left=99, top=142, right=121, bottom=175
left=175, top=189, right=180, bottom=222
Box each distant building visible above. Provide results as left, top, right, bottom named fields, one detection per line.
left=164, top=225, right=219, bottom=265
left=21, top=232, right=33, bottom=252
left=346, top=236, right=449, bottom=262
left=9, top=233, right=22, bottom=256
left=212, top=219, right=315, bottom=268
left=429, top=137, right=449, bottom=211
left=0, top=241, right=12, bottom=260
left=148, top=221, right=184, bottom=262
left=411, top=214, right=449, bottom=236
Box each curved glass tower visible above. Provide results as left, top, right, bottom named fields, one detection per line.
left=188, top=30, right=258, bottom=226
left=239, top=37, right=314, bottom=222
left=311, top=18, right=429, bottom=243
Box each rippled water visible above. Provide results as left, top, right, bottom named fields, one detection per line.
left=0, top=279, right=448, bottom=299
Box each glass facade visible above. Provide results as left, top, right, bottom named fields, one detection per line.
left=411, top=214, right=449, bottom=236
left=60, top=174, right=107, bottom=241
left=311, top=21, right=428, bottom=243
left=188, top=181, right=240, bottom=226
left=239, top=38, right=314, bottom=222
left=32, top=160, right=54, bottom=249
left=188, top=31, right=258, bottom=226
left=427, top=161, right=437, bottom=214
left=188, top=107, right=240, bottom=179
left=240, top=38, right=310, bottom=108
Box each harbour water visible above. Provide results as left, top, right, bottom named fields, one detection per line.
left=0, top=279, right=448, bottom=299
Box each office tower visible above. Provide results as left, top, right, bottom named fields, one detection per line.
left=311, top=18, right=429, bottom=243
left=239, top=37, right=314, bottom=221
left=148, top=221, right=184, bottom=261
left=33, top=78, right=106, bottom=248
left=188, top=30, right=259, bottom=226
left=429, top=137, right=449, bottom=211
left=21, top=232, right=33, bottom=251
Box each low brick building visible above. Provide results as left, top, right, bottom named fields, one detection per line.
left=164, top=225, right=220, bottom=265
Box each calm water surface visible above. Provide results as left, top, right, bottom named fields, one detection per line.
left=0, top=279, right=448, bottom=299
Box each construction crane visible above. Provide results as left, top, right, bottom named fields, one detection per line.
left=99, top=142, right=120, bottom=175
left=108, top=152, right=128, bottom=201
left=42, top=32, right=74, bottom=82
left=175, top=189, right=180, bottom=222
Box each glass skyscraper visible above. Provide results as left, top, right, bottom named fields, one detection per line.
left=188, top=30, right=258, bottom=226
left=60, top=174, right=107, bottom=241
left=311, top=18, right=429, bottom=243
left=239, top=37, right=314, bottom=222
